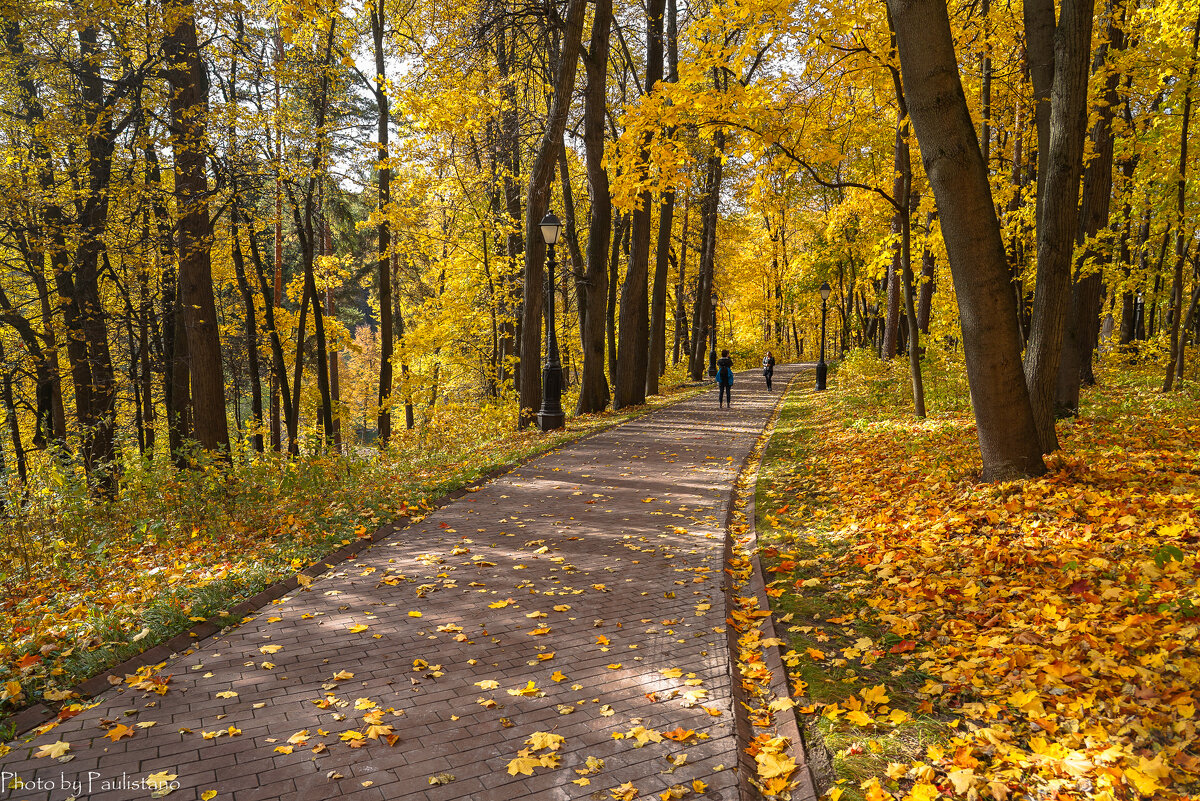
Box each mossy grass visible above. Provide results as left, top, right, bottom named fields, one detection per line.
left=755, top=378, right=953, bottom=800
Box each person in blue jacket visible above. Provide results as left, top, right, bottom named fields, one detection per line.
left=716, top=350, right=734, bottom=408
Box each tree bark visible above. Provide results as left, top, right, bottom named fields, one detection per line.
left=517, top=0, right=587, bottom=427
left=164, top=0, right=230, bottom=457
left=243, top=192, right=296, bottom=453
left=231, top=202, right=264, bottom=453
left=646, top=0, right=679, bottom=395
left=886, top=0, right=1045, bottom=479
left=324, top=222, right=342, bottom=452
left=1163, top=6, right=1200, bottom=391
left=1054, top=0, right=1125, bottom=415
left=917, top=210, right=936, bottom=333
left=576, top=0, right=613, bottom=414
left=1022, top=0, right=1095, bottom=452
left=615, top=0, right=667, bottom=409
left=689, top=124, right=725, bottom=380
left=73, top=22, right=121, bottom=491
left=1023, top=0, right=1056, bottom=229
left=371, top=0, right=394, bottom=446
left=608, top=214, right=626, bottom=388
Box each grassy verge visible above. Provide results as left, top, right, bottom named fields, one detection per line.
left=0, top=382, right=706, bottom=734
left=755, top=365, right=1200, bottom=800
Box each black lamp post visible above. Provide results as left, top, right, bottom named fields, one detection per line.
left=537, top=212, right=565, bottom=431
left=708, top=290, right=718, bottom=377
left=816, top=281, right=831, bottom=391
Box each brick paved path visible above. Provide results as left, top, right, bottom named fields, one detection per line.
left=2, top=366, right=798, bottom=801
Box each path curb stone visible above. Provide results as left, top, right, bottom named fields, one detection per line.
left=724, top=370, right=821, bottom=801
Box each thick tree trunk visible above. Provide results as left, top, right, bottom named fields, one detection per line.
left=1024, top=0, right=1056, bottom=229
left=74, top=24, right=120, bottom=491
left=615, top=0, right=666, bottom=409
left=886, top=0, right=1045, bottom=479
left=165, top=0, right=229, bottom=457
left=647, top=0, right=679, bottom=395
left=517, top=0, right=587, bottom=427
left=1055, top=0, right=1125, bottom=415
left=576, top=0, right=613, bottom=415
left=1022, top=0, right=1095, bottom=452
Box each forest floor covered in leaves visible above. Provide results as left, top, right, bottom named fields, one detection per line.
left=755, top=365, right=1200, bottom=801
left=0, top=384, right=705, bottom=733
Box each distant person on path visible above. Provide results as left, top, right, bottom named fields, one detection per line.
left=762, top=351, right=776, bottom=390
left=717, top=350, right=734, bottom=408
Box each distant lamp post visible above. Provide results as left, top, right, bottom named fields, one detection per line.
left=537, top=212, right=565, bottom=431
left=708, top=290, right=718, bottom=377
left=816, top=281, right=831, bottom=391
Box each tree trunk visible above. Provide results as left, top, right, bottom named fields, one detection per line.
left=165, top=0, right=229, bottom=457
left=372, top=0, right=394, bottom=446
left=231, top=202, right=264, bottom=453
left=886, top=0, right=1045, bottom=479
left=883, top=156, right=904, bottom=360
left=1163, top=6, right=1200, bottom=391
left=1023, top=0, right=1056, bottom=230
left=1022, top=0, right=1095, bottom=451
left=498, top=26, right=522, bottom=394
left=615, top=0, right=667, bottom=409
left=689, top=125, right=725, bottom=380
left=243, top=193, right=296, bottom=453
left=228, top=21, right=263, bottom=454
left=1055, top=0, right=1125, bottom=415
left=917, top=210, right=936, bottom=333
left=517, top=0, right=587, bottom=427
left=1, top=343, right=27, bottom=487
left=324, top=222, right=342, bottom=452
left=392, top=253, right=416, bottom=430
left=575, top=0, right=613, bottom=414
left=74, top=23, right=121, bottom=491
left=647, top=0, right=679, bottom=395
left=673, top=195, right=690, bottom=365
left=558, top=144, right=586, bottom=289
left=607, top=215, right=624, bottom=388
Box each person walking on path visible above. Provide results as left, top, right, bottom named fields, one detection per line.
left=762, top=351, right=776, bottom=390
left=717, top=349, right=735, bottom=407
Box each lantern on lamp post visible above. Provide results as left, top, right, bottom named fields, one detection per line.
left=537, top=212, right=565, bottom=431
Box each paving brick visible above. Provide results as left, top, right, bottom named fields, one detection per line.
left=0, top=367, right=817, bottom=801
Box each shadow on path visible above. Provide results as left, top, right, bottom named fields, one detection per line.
left=1, top=366, right=801, bottom=801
